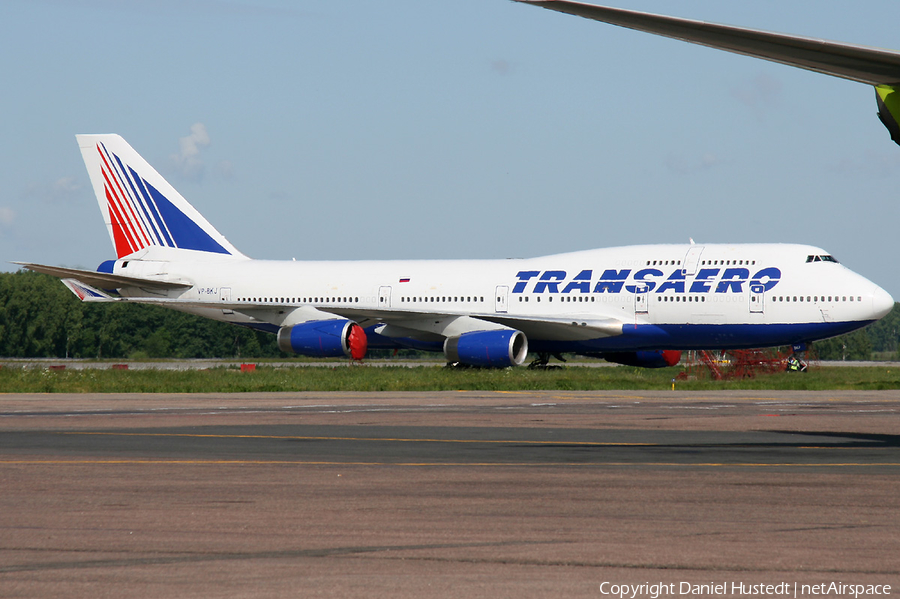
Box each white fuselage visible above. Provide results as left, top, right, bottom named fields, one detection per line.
left=115, top=242, right=893, bottom=354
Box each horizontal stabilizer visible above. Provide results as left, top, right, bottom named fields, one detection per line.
left=14, top=262, right=192, bottom=291
left=61, top=279, right=118, bottom=302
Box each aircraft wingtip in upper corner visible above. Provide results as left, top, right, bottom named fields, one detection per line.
left=512, top=0, right=900, bottom=146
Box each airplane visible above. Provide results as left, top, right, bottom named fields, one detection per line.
left=15, top=135, right=894, bottom=368
left=514, top=0, right=900, bottom=146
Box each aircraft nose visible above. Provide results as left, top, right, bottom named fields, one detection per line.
left=871, top=285, right=894, bottom=320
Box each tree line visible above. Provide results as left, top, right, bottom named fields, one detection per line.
left=0, top=270, right=896, bottom=361
left=0, top=271, right=281, bottom=359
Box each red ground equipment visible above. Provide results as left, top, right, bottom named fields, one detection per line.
left=677, top=346, right=813, bottom=380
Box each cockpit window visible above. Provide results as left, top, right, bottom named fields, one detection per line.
left=806, top=255, right=839, bottom=263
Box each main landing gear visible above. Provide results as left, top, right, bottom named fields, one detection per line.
left=528, top=352, right=567, bottom=369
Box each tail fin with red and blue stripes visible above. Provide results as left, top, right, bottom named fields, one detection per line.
left=76, top=134, right=245, bottom=259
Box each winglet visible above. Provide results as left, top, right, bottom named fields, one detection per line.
left=876, top=85, right=900, bottom=145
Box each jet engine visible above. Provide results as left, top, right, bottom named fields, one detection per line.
left=596, top=350, right=681, bottom=369
left=277, top=319, right=367, bottom=360
left=444, top=330, right=528, bottom=368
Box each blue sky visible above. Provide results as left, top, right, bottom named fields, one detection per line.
left=3, top=0, right=900, bottom=297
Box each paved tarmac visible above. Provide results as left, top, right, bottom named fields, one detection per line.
left=0, top=391, right=898, bottom=598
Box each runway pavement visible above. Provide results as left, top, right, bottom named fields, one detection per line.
left=0, top=391, right=898, bottom=598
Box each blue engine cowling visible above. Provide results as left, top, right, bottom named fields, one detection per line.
left=444, top=330, right=528, bottom=368
left=596, top=350, right=681, bottom=368
left=277, top=320, right=368, bottom=359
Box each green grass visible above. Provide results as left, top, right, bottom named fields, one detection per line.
left=3, top=363, right=900, bottom=393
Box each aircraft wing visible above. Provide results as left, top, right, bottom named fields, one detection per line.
left=81, top=296, right=625, bottom=341
left=477, top=313, right=623, bottom=340
left=14, top=262, right=192, bottom=292
left=515, top=0, right=900, bottom=84
left=323, top=309, right=625, bottom=341
left=515, top=0, right=900, bottom=143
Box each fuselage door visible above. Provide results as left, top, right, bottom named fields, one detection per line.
left=495, top=285, right=509, bottom=313
left=378, top=286, right=392, bottom=309
left=220, top=287, right=233, bottom=315
left=682, top=245, right=704, bottom=276
left=634, top=284, right=649, bottom=314
left=749, top=284, right=764, bottom=314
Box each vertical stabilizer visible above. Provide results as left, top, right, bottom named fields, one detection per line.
left=76, top=134, right=246, bottom=259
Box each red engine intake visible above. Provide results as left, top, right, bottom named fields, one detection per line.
left=277, top=319, right=367, bottom=360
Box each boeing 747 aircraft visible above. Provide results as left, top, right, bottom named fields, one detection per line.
left=15, top=135, right=893, bottom=367
left=515, top=0, right=900, bottom=146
